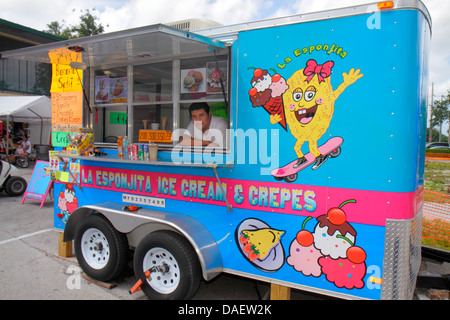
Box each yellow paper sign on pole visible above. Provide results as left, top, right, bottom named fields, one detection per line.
left=50, top=64, right=83, bottom=92
left=49, top=50, right=83, bottom=93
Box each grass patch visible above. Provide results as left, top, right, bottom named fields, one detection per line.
left=426, top=148, right=450, bottom=154
left=422, top=218, right=450, bottom=251
left=424, top=161, right=450, bottom=193
left=423, top=161, right=450, bottom=250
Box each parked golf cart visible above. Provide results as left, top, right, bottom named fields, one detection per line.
left=0, top=160, right=27, bottom=196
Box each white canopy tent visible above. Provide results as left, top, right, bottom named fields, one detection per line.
left=0, top=95, right=52, bottom=153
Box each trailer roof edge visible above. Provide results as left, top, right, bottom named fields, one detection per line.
left=0, top=1, right=432, bottom=65
left=0, top=23, right=227, bottom=67
left=195, top=0, right=432, bottom=40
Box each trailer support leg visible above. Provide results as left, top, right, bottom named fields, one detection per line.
left=58, top=231, right=72, bottom=258
left=270, top=283, right=291, bottom=300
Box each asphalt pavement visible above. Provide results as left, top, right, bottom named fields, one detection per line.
left=0, top=161, right=448, bottom=300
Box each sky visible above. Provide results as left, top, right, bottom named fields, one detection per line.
left=1, top=0, right=449, bottom=115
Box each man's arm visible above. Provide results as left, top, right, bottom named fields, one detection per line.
left=207, top=117, right=227, bottom=148
left=179, top=135, right=213, bottom=146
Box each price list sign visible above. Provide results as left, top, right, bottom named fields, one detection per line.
left=21, top=161, right=53, bottom=208
left=139, top=130, right=173, bottom=144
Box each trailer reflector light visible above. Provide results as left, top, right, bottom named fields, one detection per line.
left=378, top=1, right=394, bottom=9
left=369, top=276, right=383, bottom=285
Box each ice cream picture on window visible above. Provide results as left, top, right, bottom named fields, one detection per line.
left=182, top=63, right=228, bottom=94
left=206, top=61, right=227, bottom=93
left=183, top=69, right=205, bottom=93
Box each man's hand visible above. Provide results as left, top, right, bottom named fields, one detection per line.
left=178, top=135, right=214, bottom=147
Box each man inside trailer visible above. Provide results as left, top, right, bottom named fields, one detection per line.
left=179, top=102, right=227, bottom=148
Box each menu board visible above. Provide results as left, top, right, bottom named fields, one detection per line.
left=51, top=91, right=83, bottom=126
left=49, top=49, right=84, bottom=136
left=21, top=161, right=53, bottom=208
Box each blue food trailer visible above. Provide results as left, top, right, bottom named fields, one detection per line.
left=2, top=0, right=431, bottom=300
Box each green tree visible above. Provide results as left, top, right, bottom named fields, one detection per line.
left=70, top=9, right=105, bottom=37
left=45, top=21, right=72, bottom=39
left=44, top=9, right=106, bottom=39
left=426, top=128, right=448, bottom=143
left=430, top=90, right=450, bottom=142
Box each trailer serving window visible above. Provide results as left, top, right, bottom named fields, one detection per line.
left=133, top=61, right=173, bottom=138
left=92, top=66, right=128, bottom=142
left=85, top=25, right=230, bottom=151
left=1, top=23, right=229, bottom=152
left=179, top=55, right=229, bottom=145
left=92, top=54, right=229, bottom=149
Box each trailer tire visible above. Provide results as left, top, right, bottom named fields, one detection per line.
left=74, top=214, right=129, bottom=282
left=133, top=231, right=201, bottom=300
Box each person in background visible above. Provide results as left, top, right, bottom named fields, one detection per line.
left=0, top=135, right=7, bottom=154
left=179, top=102, right=227, bottom=147
left=17, top=135, right=31, bottom=158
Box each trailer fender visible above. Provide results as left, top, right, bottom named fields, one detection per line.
left=63, top=202, right=223, bottom=281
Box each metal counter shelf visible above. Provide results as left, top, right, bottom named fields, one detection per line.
left=55, top=152, right=233, bottom=211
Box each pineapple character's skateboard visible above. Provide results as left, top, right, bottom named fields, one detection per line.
left=271, top=137, right=343, bottom=183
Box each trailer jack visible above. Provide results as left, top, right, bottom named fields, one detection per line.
left=128, top=263, right=170, bottom=294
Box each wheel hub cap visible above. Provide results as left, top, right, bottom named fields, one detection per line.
left=81, top=228, right=110, bottom=269
left=143, top=247, right=180, bottom=294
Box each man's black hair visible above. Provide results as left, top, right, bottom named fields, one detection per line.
left=189, top=102, right=210, bottom=115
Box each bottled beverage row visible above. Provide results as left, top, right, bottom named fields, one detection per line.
left=117, top=136, right=157, bottom=161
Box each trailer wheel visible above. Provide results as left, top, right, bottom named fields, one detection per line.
left=74, top=214, right=129, bottom=282
left=133, top=231, right=201, bottom=300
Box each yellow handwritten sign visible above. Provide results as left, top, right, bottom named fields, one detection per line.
left=50, top=64, right=83, bottom=92
left=49, top=49, right=82, bottom=65
left=139, top=130, right=173, bottom=144
left=49, top=49, right=84, bottom=145
left=49, top=50, right=83, bottom=93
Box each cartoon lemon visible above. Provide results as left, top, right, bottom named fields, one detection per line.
left=281, top=60, right=363, bottom=169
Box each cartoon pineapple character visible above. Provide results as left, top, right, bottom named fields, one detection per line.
left=279, top=59, right=363, bottom=170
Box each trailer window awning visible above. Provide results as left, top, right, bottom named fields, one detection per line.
left=0, top=24, right=227, bottom=67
